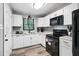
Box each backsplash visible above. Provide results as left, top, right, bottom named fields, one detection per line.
left=53, top=25, right=67, bottom=30
left=43, top=27, right=53, bottom=32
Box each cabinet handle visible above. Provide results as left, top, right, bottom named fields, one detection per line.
left=63, top=41, right=71, bottom=47
left=63, top=41, right=68, bottom=43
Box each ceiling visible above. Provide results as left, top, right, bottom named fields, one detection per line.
left=9, top=3, right=70, bottom=17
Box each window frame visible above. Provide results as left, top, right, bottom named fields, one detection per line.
left=23, top=18, right=34, bottom=31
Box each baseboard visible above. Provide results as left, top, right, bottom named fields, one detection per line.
left=12, top=44, right=41, bottom=50
left=40, top=44, right=46, bottom=48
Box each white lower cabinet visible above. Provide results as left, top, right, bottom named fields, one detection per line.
left=12, top=35, right=41, bottom=49
left=23, top=36, right=31, bottom=47
left=12, top=36, right=18, bottom=49
left=12, top=36, right=24, bottom=49
left=23, top=35, right=40, bottom=47
left=60, top=46, right=72, bottom=56
left=40, top=34, right=46, bottom=47
left=59, top=36, right=72, bottom=56
left=30, top=35, right=40, bottom=45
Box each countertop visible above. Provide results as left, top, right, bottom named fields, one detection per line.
left=60, top=36, right=72, bottom=41
left=12, top=31, right=53, bottom=36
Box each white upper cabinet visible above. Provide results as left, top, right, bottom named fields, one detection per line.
left=43, top=16, right=50, bottom=27
left=37, top=8, right=65, bottom=27
left=64, top=4, right=78, bottom=25
left=37, top=18, right=43, bottom=27
left=37, top=17, right=50, bottom=27
left=37, top=8, right=64, bottom=27
left=56, top=8, right=64, bottom=16
left=37, top=4, right=79, bottom=27
left=12, top=14, right=23, bottom=26
left=49, top=8, right=64, bottom=19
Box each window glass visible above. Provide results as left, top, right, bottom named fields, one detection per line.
left=23, top=18, right=34, bottom=30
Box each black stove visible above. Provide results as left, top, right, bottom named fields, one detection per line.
left=46, top=29, right=68, bottom=56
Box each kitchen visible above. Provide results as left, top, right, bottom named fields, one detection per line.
left=0, top=3, right=79, bottom=56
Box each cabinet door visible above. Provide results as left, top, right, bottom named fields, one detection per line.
left=43, top=17, right=50, bottom=27
left=37, top=18, right=43, bottom=27
left=13, top=36, right=23, bottom=49
left=19, top=36, right=24, bottom=48
left=23, top=36, right=31, bottom=47
left=64, top=4, right=78, bottom=25
left=61, top=46, right=72, bottom=56
left=13, top=36, right=19, bottom=49
left=13, top=15, right=22, bottom=26
left=37, top=17, right=50, bottom=27
left=64, top=5, right=72, bottom=25
left=40, top=34, right=46, bottom=47
left=30, top=35, right=40, bottom=45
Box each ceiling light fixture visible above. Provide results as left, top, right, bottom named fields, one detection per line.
left=33, top=3, right=45, bottom=9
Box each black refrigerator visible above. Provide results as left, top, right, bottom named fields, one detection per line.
left=72, top=9, right=79, bottom=56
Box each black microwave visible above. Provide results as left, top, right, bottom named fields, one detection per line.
left=50, top=15, right=64, bottom=26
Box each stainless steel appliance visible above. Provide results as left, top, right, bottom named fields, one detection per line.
left=46, top=29, right=68, bottom=56
left=72, top=9, right=79, bottom=56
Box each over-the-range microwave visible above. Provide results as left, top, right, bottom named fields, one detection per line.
left=50, top=15, right=64, bottom=26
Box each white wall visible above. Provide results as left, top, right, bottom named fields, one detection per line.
left=4, top=3, right=12, bottom=56
left=0, top=3, right=3, bottom=56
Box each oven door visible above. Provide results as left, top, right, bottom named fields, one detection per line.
left=46, top=36, right=59, bottom=56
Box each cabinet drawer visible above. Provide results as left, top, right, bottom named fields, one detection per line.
left=60, top=39, right=72, bottom=48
